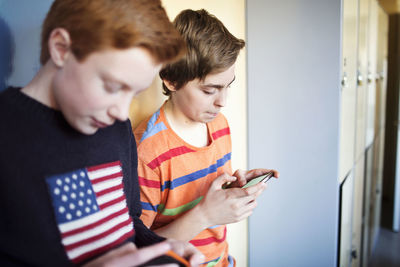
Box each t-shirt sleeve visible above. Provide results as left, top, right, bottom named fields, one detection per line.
left=137, top=157, right=162, bottom=228
left=125, top=122, right=165, bottom=247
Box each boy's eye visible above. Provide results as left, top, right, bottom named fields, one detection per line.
left=202, top=89, right=216, bottom=95
left=104, top=81, right=123, bottom=93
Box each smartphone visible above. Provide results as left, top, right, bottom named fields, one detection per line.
left=138, top=250, right=190, bottom=267
left=223, top=171, right=274, bottom=189
left=241, top=171, right=274, bottom=188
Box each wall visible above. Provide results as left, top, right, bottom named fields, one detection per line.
left=246, top=0, right=341, bottom=266
left=0, top=0, right=53, bottom=91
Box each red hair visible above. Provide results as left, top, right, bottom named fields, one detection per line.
left=40, top=0, right=185, bottom=64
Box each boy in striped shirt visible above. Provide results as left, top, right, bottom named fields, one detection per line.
left=135, top=9, right=279, bottom=266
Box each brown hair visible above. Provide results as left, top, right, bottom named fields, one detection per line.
left=159, top=9, right=245, bottom=96
left=40, top=0, right=185, bottom=65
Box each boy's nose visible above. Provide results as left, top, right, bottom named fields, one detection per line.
left=109, top=96, right=132, bottom=121
left=215, top=90, right=227, bottom=107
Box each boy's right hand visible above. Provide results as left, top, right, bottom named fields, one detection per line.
left=83, top=242, right=175, bottom=267
left=196, top=173, right=266, bottom=227
left=83, top=240, right=203, bottom=267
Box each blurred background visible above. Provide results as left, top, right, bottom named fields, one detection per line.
left=1, top=0, right=400, bottom=266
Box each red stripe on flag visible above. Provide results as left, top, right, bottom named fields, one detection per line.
left=96, top=184, right=124, bottom=197
left=65, top=219, right=133, bottom=251
left=62, top=207, right=130, bottom=238
left=71, top=230, right=135, bottom=264
left=189, top=226, right=227, bottom=247
left=138, top=176, right=160, bottom=188
left=90, top=172, right=123, bottom=184
left=147, top=146, right=194, bottom=169
left=87, top=161, right=121, bottom=172
left=99, top=195, right=126, bottom=210
left=211, top=127, right=230, bottom=140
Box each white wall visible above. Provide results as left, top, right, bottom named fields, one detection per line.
left=246, top=1, right=341, bottom=266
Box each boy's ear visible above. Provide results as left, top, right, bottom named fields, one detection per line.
left=163, top=80, right=177, bottom=92
left=48, top=28, right=72, bottom=67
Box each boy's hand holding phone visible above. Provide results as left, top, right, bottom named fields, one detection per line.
left=195, top=173, right=262, bottom=226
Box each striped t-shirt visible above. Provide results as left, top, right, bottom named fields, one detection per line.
left=134, top=103, right=233, bottom=266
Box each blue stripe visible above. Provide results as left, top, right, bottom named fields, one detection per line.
left=140, top=110, right=167, bottom=142
left=161, top=152, right=231, bottom=192
left=141, top=201, right=159, bottom=212
left=228, top=255, right=234, bottom=267
left=208, top=225, right=221, bottom=229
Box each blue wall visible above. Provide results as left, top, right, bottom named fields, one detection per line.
left=0, top=0, right=53, bottom=91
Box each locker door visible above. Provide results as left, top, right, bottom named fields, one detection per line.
left=354, top=0, right=369, bottom=161
left=368, top=134, right=384, bottom=254
left=376, top=6, right=388, bottom=133
left=362, top=146, right=374, bottom=265
left=368, top=5, right=388, bottom=255
left=351, top=156, right=366, bottom=267
left=339, top=0, right=358, bottom=182
left=365, top=0, right=378, bottom=147
left=340, top=171, right=355, bottom=267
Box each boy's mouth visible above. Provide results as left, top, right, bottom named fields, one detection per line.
left=207, top=112, right=218, bottom=117
left=91, top=117, right=110, bottom=128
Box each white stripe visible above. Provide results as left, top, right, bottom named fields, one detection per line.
left=62, top=213, right=131, bottom=245
left=67, top=224, right=133, bottom=259
left=88, top=165, right=121, bottom=180
left=59, top=201, right=126, bottom=233
left=97, top=190, right=124, bottom=206
left=92, top=177, right=123, bottom=192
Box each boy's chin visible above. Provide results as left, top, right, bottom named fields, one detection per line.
left=77, top=127, right=99, bottom=135
left=72, top=123, right=100, bottom=135
left=201, top=117, right=217, bottom=124
left=202, top=114, right=218, bottom=123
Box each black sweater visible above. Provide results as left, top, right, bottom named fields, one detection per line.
left=0, top=87, right=164, bottom=266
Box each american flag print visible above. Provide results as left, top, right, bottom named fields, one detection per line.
left=46, top=161, right=135, bottom=264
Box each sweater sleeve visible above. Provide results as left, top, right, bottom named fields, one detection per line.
left=132, top=217, right=165, bottom=248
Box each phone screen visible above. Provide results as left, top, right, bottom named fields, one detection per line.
left=242, top=172, right=273, bottom=188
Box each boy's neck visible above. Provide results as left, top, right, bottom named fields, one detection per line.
left=21, top=61, right=58, bottom=109
left=164, top=100, right=210, bottom=148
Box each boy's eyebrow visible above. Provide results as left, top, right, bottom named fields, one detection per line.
left=202, top=76, right=236, bottom=89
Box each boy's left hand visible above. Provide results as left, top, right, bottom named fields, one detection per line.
left=167, top=238, right=205, bottom=266
left=229, top=169, right=279, bottom=188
